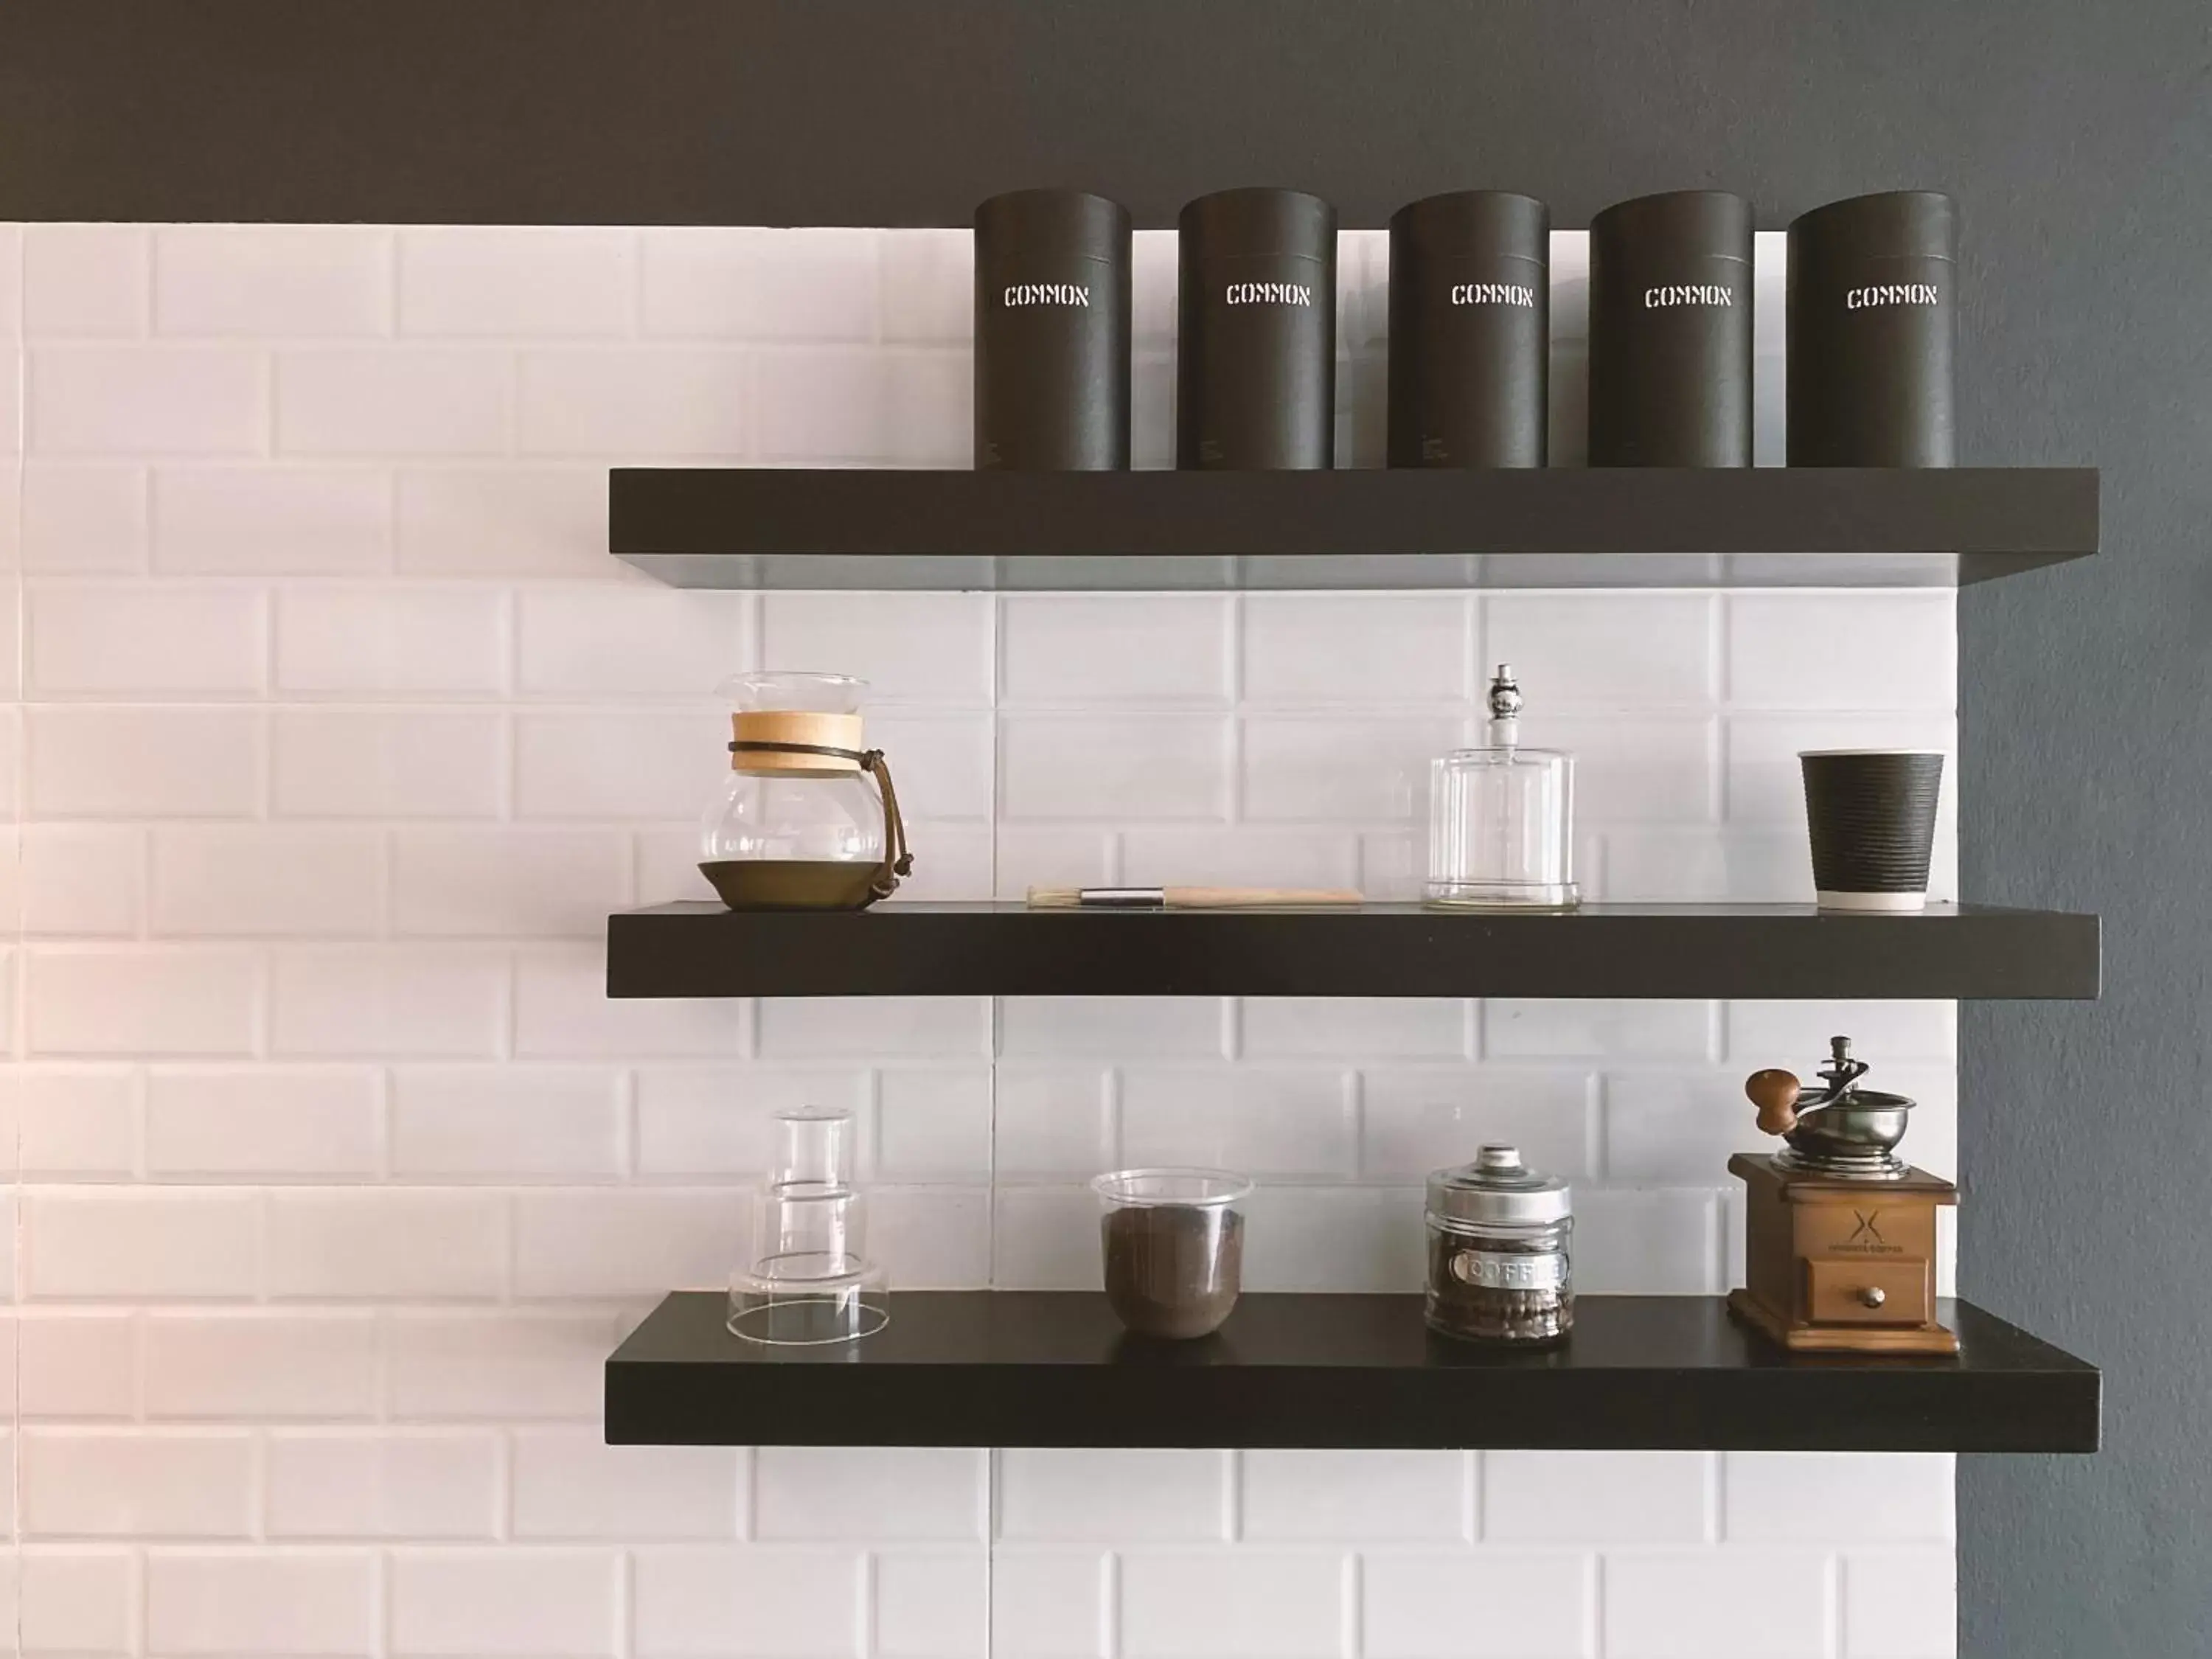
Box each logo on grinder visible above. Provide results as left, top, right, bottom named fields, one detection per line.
left=1832, top=1208, right=1903, bottom=1255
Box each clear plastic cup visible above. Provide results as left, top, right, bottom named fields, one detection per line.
left=1091, top=1168, right=1253, bottom=1339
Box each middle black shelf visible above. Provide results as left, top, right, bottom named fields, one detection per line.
left=605, top=901, right=2101, bottom=1001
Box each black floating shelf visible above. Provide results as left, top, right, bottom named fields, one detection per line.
left=609, top=467, right=2098, bottom=590
left=605, top=902, right=2101, bottom=1001
left=606, top=1291, right=2100, bottom=1453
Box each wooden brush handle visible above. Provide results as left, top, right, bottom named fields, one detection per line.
left=1163, top=887, right=1363, bottom=908
left=1745, top=1068, right=1804, bottom=1135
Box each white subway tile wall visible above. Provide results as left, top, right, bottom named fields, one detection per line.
left=2, top=224, right=1958, bottom=1656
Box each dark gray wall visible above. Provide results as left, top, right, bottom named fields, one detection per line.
left=1952, top=9, right=2212, bottom=1652
left=6, top=2, right=2208, bottom=1649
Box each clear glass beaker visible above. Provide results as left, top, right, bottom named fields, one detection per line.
left=728, top=1108, right=889, bottom=1346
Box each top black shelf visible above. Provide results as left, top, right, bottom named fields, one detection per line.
left=610, top=467, right=2098, bottom=591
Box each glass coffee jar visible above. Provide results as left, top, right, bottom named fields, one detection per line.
left=1091, top=1168, right=1252, bottom=1340
left=1425, top=1144, right=1573, bottom=1346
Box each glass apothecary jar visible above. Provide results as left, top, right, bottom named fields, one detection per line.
left=1424, top=1143, right=1573, bottom=1346
left=699, top=672, right=911, bottom=910
left=1425, top=665, right=1579, bottom=908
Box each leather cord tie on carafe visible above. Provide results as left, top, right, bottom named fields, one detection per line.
left=728, top=739, right=912, bottom=902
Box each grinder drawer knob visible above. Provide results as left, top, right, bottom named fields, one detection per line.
left=1860, top=1286, right=1887, bottom=1310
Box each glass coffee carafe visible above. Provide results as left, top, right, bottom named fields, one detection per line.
left=699, top=672, right=911, bottom=910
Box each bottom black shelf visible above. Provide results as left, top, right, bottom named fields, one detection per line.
left=605, top=1291, right=2098, bottom=1453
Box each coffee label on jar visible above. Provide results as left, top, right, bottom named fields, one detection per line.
left=1450, top=282, right=1537, bottom=307
left=1224, top=282, right=1315, bottom=306
left=1845, top=283, right=1941, bottom=308
left=1001, top=283, right=1093, bottom=307
left=1644, top=284, right=1736, bottom=307
left=1450, top=1249, right=1568, bottom=1291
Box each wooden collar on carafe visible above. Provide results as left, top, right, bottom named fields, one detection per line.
left=729, top=711, right=866, bottom=774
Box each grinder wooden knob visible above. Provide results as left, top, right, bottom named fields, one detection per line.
left=1745, top=1068, right=1803, bottom=1136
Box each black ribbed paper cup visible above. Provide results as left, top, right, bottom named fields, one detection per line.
left=1800, top=750, right=1944, bottom=911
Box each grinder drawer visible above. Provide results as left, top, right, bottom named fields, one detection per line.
left=1805, top=1258, right=1932, bottom=1325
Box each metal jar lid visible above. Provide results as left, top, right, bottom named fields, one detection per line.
left=1425, top=1144, right=1572, bottom=1228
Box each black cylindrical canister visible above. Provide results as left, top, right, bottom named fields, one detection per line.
left=973, top=189, right=1132, bottom=470
left=1388, top=191, right=1550, bottom=467
left=1588, top=190, right=1753, bottom=466
left=1177, top=188, right=1337, bottom=469
left=1787, top=192, right=1956, bottom=467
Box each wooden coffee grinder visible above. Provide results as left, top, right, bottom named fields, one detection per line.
left=1728, top=1036, right=1958, bottom=1354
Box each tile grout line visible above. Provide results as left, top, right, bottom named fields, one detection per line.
left=981, top=1447, right=998, bottom=1659
left=8, top=218, right=22, bottom=1641
left=987, top=591, right=1003, bottom=1292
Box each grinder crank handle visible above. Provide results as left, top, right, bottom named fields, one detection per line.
left=1745, top=1068, right=1803, bottom=1136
